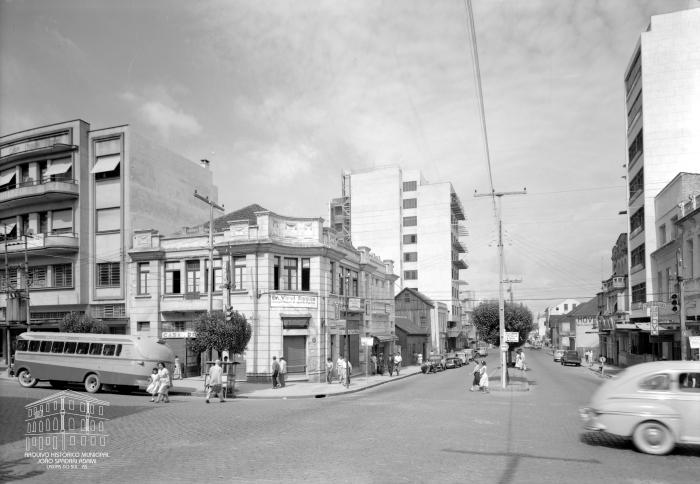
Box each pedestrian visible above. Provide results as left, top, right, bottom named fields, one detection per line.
left=279, top=356, right=287, bottom=388
left=520, top=350, right=527, bottom=372
left=370, top=354, right=377, bottom=375
left=336, top=354, right=345, bottom=383
left=515, top=350, right=523, bottom=372
left=154, top=361, right=171, bottom=403
left=147, top=367, right=159, bottom=402
left=394, top=352, right=402, bottom=376
left=599, top=355, right=606, bottom=377
left=479, top=360, right=489, bottom=393
left=173, top=355, right=182, bottom=380
left=326, top=357, right=334, bottom=384
left=344, top=356, right=352, bottom=387
left=377, top=353, right=384, bottom=375
left=584, top=350, right=589, bottom=365
left=271, top=356, right=280, bottom=389
left=206, top=359, right=225, bottom=403
left=470, top=360, right=482, bottom=391
left=387, top=353, right=395, bottom=376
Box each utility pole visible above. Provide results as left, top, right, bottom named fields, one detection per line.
left=475, top=189, right=527, bottom=389
left=3, top=223, right=10, bottom=364
left=24, top=235, right=30, bottom=332
left=504, top=278, right=522, bottom=305
left=194, top=187, right=224, bottom=314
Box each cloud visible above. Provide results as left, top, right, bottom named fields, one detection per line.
left=120, top=90, right=202, bottom=139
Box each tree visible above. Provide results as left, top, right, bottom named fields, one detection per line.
left=59, top=312, right=107, bottom=333
left=472, top=301, right=534, bottom=349
left=189, top=310, right=252, bottom=357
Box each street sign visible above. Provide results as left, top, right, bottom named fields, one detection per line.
left=361, top=337, right=374, bottom=347
left=650, top=307, right=659, bottom=336
left=500, top=343, right=509, bottom=351
left=505, top=332, right=519, bottom=343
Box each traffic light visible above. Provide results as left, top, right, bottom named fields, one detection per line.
left=670, top=294, right=679, bottom=312
left=225, top=305, right=234, bottom=322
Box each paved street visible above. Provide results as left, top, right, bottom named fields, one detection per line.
left=1, top=349, right=698, bottom=484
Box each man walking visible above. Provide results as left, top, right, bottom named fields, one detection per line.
left=326, top=357, right=334, bottom=384
left=279, top=356, right=288, bottom=388
left=394, top=352, right=402, bottom=376
left=337, top=355, right=346, bottom=385
left=271, top=356, right=280, bottom=389
left=206, top=359, right=225, bottom=403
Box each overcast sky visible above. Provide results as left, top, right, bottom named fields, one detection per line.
left=1, top=0, right=697, bottom=315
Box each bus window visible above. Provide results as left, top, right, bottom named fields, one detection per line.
left=115, top=344, right=122, bottom=356
left=28, top=341, right=40, bottom=352
left=89, top=343, right=103, bottom=355
left=64, top=342, right=77, bottom=354
left=16, top=340, right=28, bottom=351
left=40, top=341, right=52, bottom=353
left=103, top=344, right=116, bottom=356
left=76, top=343, right=89, bottom=355
left=51, top=342, right=65, bottom=353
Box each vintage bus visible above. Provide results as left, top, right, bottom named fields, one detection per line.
left=13, top=332, right=174, bottom=393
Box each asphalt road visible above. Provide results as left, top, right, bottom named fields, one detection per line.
left=0, top=349, right=698, bottom=483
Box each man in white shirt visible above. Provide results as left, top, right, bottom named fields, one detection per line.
left=206, top=359, right=225, bottom=403
left=279, top=357, right=288, bottom=388
left=337, top=355, right=346, bottom=385
left=394, top=353, right=402, bottom=375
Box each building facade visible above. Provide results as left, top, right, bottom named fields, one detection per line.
left=625, top=9, right=700, bottom=323
left=0, top=120, right=217, bottom=364
left=128, top=207, right=397, bottom=382
left=329, top=166, right=468, bottom=327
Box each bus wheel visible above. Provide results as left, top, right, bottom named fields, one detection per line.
left=17, top=369, right=38, bottom=388
left=49, top=380, right=68, bottom=389
left=84, top=374, right=101, bottom=393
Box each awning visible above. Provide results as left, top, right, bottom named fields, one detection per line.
left=44, top=159, right=73, bottom=176
left=373, top=334, right=398, bottom=343
left=281, top=313, right=311, bottom=329
left=635, top=323, right=668, bottom=332
left=615, top=323, right=638, bottom=330
left=90, top=154, right=121, bottom=174
left=0, top=170, right=16, bottom=186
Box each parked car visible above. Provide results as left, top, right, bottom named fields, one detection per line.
left=427, top=354, right=446, bottom=372
left=561, top=350, right=581, bottom=366
left=580, top=361, right=700, bottom=455
left=445, top=357, right=462, bottom=369
left=454, top=349, right=473, bottom=364
left=477, top=347, right=488, bottom=357
left=553, top=349, right=565, bottom=362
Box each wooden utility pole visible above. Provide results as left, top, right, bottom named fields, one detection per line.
left=194, top=187, right=224, bottom=314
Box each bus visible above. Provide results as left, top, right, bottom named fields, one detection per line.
left=13, top=332, right=175, bottom=394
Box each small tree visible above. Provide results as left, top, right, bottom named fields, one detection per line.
left=59, top=312, right=107, bottom=333
left=472, top=301, right=534, bottom=349
left=189, top=310, right=252, bottom=358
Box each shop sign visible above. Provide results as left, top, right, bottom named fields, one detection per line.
left=361, top=337, right=374, bottom=347
left=505, top=332, right=519, bottom=343
left=347, top=297, right=361, bottom=312
left=689, top=336, right=700, bottom=349
left=162, top=331, right=196, bottom=338
left=270, top=294, right=318, bottom=308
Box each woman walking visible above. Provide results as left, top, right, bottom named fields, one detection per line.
left=155, top=361, right=171, bottom=403
left=146, top=367, right=159, bottom=402
left=470, top=360, right=482, bottom=391
left=479, top=360, right=489, bottom=393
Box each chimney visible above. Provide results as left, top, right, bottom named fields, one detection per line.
left=200, top=159, right=210, bottom=169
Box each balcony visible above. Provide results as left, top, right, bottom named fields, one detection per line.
left=0, top=178, right=78, bottom=210
left=1, top=233, right=79, bottom=255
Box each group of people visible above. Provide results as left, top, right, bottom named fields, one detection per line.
left=271, top=356, right=288, bottom=389
left=325, top=355, right=353, bottom=386
left=370, top=352, right=402, bottom=376
left=514, top=349, right=527, bottom=373
left=146, top=361, right=172, bottom=403
left=469, top=360, right=489, bottom=392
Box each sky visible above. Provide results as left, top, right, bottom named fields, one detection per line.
left=1, top=0, right=697, bottom=316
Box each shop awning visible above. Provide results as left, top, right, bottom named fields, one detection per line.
left=90, top=154, right=121, bottom=174
left=281, top=313, right=311, bottom=329
left=44, top=159, right=73, bottom=176
left=635, top=322, right=668, bottom=332
left=615, top=323, right=638, bottom=330
left=0, top=170, right=16, bottom=186
left=373, top=334, right=398, bottom=343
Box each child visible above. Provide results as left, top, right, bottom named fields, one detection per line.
left=146, top=367, right=159, bottom=402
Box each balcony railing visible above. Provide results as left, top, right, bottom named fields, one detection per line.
left=0, top=178, right=79, bottom=209
left=0, top=233, right=79, bottom=254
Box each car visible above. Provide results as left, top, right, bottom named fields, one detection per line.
left=454, top=349, right=473, bottom=364
left=427, top=354, right=446, bottom=372
left=445, top=357, right=462, bottom=369
left=553, top=349, right=565, bottom=362
left=477, top=347, right=488, bottom=357
left=561, top=350, right=581, bottom=366
left=580, top=361, right=700, bottom=455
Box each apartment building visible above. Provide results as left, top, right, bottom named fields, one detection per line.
left=625, top=9, right=700, bottom=322
left=329, top=166, right=468, bottom=327
left=128, top=206, right=397, bottom=382
left=0, top=120, right=217, bottom=364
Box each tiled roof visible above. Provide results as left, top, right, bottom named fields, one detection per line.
left=206, top=203, right=272, bottom=232
left=394, top=317, right=430, bottom=335
left=567, top=297, right=599, bottom=317
left=395, top=287, right=435, bottom=308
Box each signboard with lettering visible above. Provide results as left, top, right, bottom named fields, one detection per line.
left=347, top=297, right=362, bottom=312
left=361, top=337, right=374, bottom=347
left=162, top=331, right=196, bottom=338
left=505, top=332, right=519, bottom=343
left=270, top=294, right=318, bottom=309
left=650, top=306, right=659, bottom=336
left=689, top=336, right=700, bottom=349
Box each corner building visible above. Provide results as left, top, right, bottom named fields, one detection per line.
left=0, top=120, right=217, bottom=364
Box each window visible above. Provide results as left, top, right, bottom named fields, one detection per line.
left=28, top=266, right=47, bottom=289
left=351, top=271, right=358, bottom=297
left=165, top=261, right=181, bottom=294
left=403, top=234, right=417, bottom=244
left=628, top=169, right=643, bottom=199
left=330, top=262, right=336, bottom=294
left=51, top=341, right=64, bottom=353
left=97, top=262, right=120, bottom=287
left=404, top=252, right=417, bottom=262
left=53, top=264, right=73, bottom=287
left=274, top=256, right=281, bottom=291
left=96, top=208, right=120, bottom=232
left=687, top=239, right=694, bottom=278
left=51, top=209, right=73, bottom=235
left=630, top=207, right=644, bottom=234
left=402, top=181, right=417, bottom=192
left=627, top=91, right=642, bottom=125
left=63, top=342, right=76, bottom=354
left=76, top=342, right=89, bottom=354
left=403, top=198, right=417, bottom=209
left=403, top=216, right=417, bottom=227
left=301, top=258, right=310, bottom=291
left=102, top=344, right=116, bottom=356
left=39, top=341, right=52, bottom=353
left=88, top=343, right=103, bottom=356
left=206, top=259, right=223, bottom=292
left=631, top=244, right=645, bottom=269
left=670, top=216, right=678, bottom=240
left=39, top=212, right=48, bottom=234
left=28, top=341, right=40, bottom=352
left=658, top=224, right=666, bottom=246
left=632, top=282, right=646, bottom=304
left=628, top=129, right=643, bottom=162
left=334, top=206, right=343, bottom=215
left=334, top=223, right=343, bottom=232
left=185, top=260, right=200, bottom=293
left=232, top=257, right=245, bottom=290
left=283, top=258, right=298, bottom=291
left=137, top=262, right=149, bottom=295
left=338, top=268, right=344, bottom=296
left=679, top=373, right=700, bottom=391
left=638, top=373, right=669, bottom=391
left=93, top=140, right=121, bottom=180
left=404, top=270, right=418, bottom=280
left=16, top=340, right=28, bottom=351
left=625, top=50, right=641, bottom=93
left=137, top=321, right=150, bottom=332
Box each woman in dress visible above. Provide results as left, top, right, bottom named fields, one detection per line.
left=479, top=360, right=489, bottom=393
left=155, top=361, right=171, bottom=403
left=470, top=360, right=482, bottom=391
left=146, top=367, right=159, bottom=402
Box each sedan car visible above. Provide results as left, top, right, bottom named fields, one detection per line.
left=445, top=357, right=462, bottom=369
left=553, top=349, right=565, bottom=362
left=427, top=355, right=446, bottom=372
left=580, top=361, right=700, bottom=455
left=560, top=350, right=581, bottom=366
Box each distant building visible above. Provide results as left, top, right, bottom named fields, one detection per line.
left=0, top=120, right=217, bottom=365
left=624, top=8, right=700, bottom=323
left=552, top=298, right=599, bottom=352
left=596, top=233, right=630, bottom=365
left=329, top=166, right=468, bottom=327
left=544, top=299, right=580, bottom=345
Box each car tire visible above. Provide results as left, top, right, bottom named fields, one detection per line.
left=17, top=369, right=38, bottom=388
left=632, top=421, right=675, bottom=455
left=84, top=373, right=102, bottom=394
